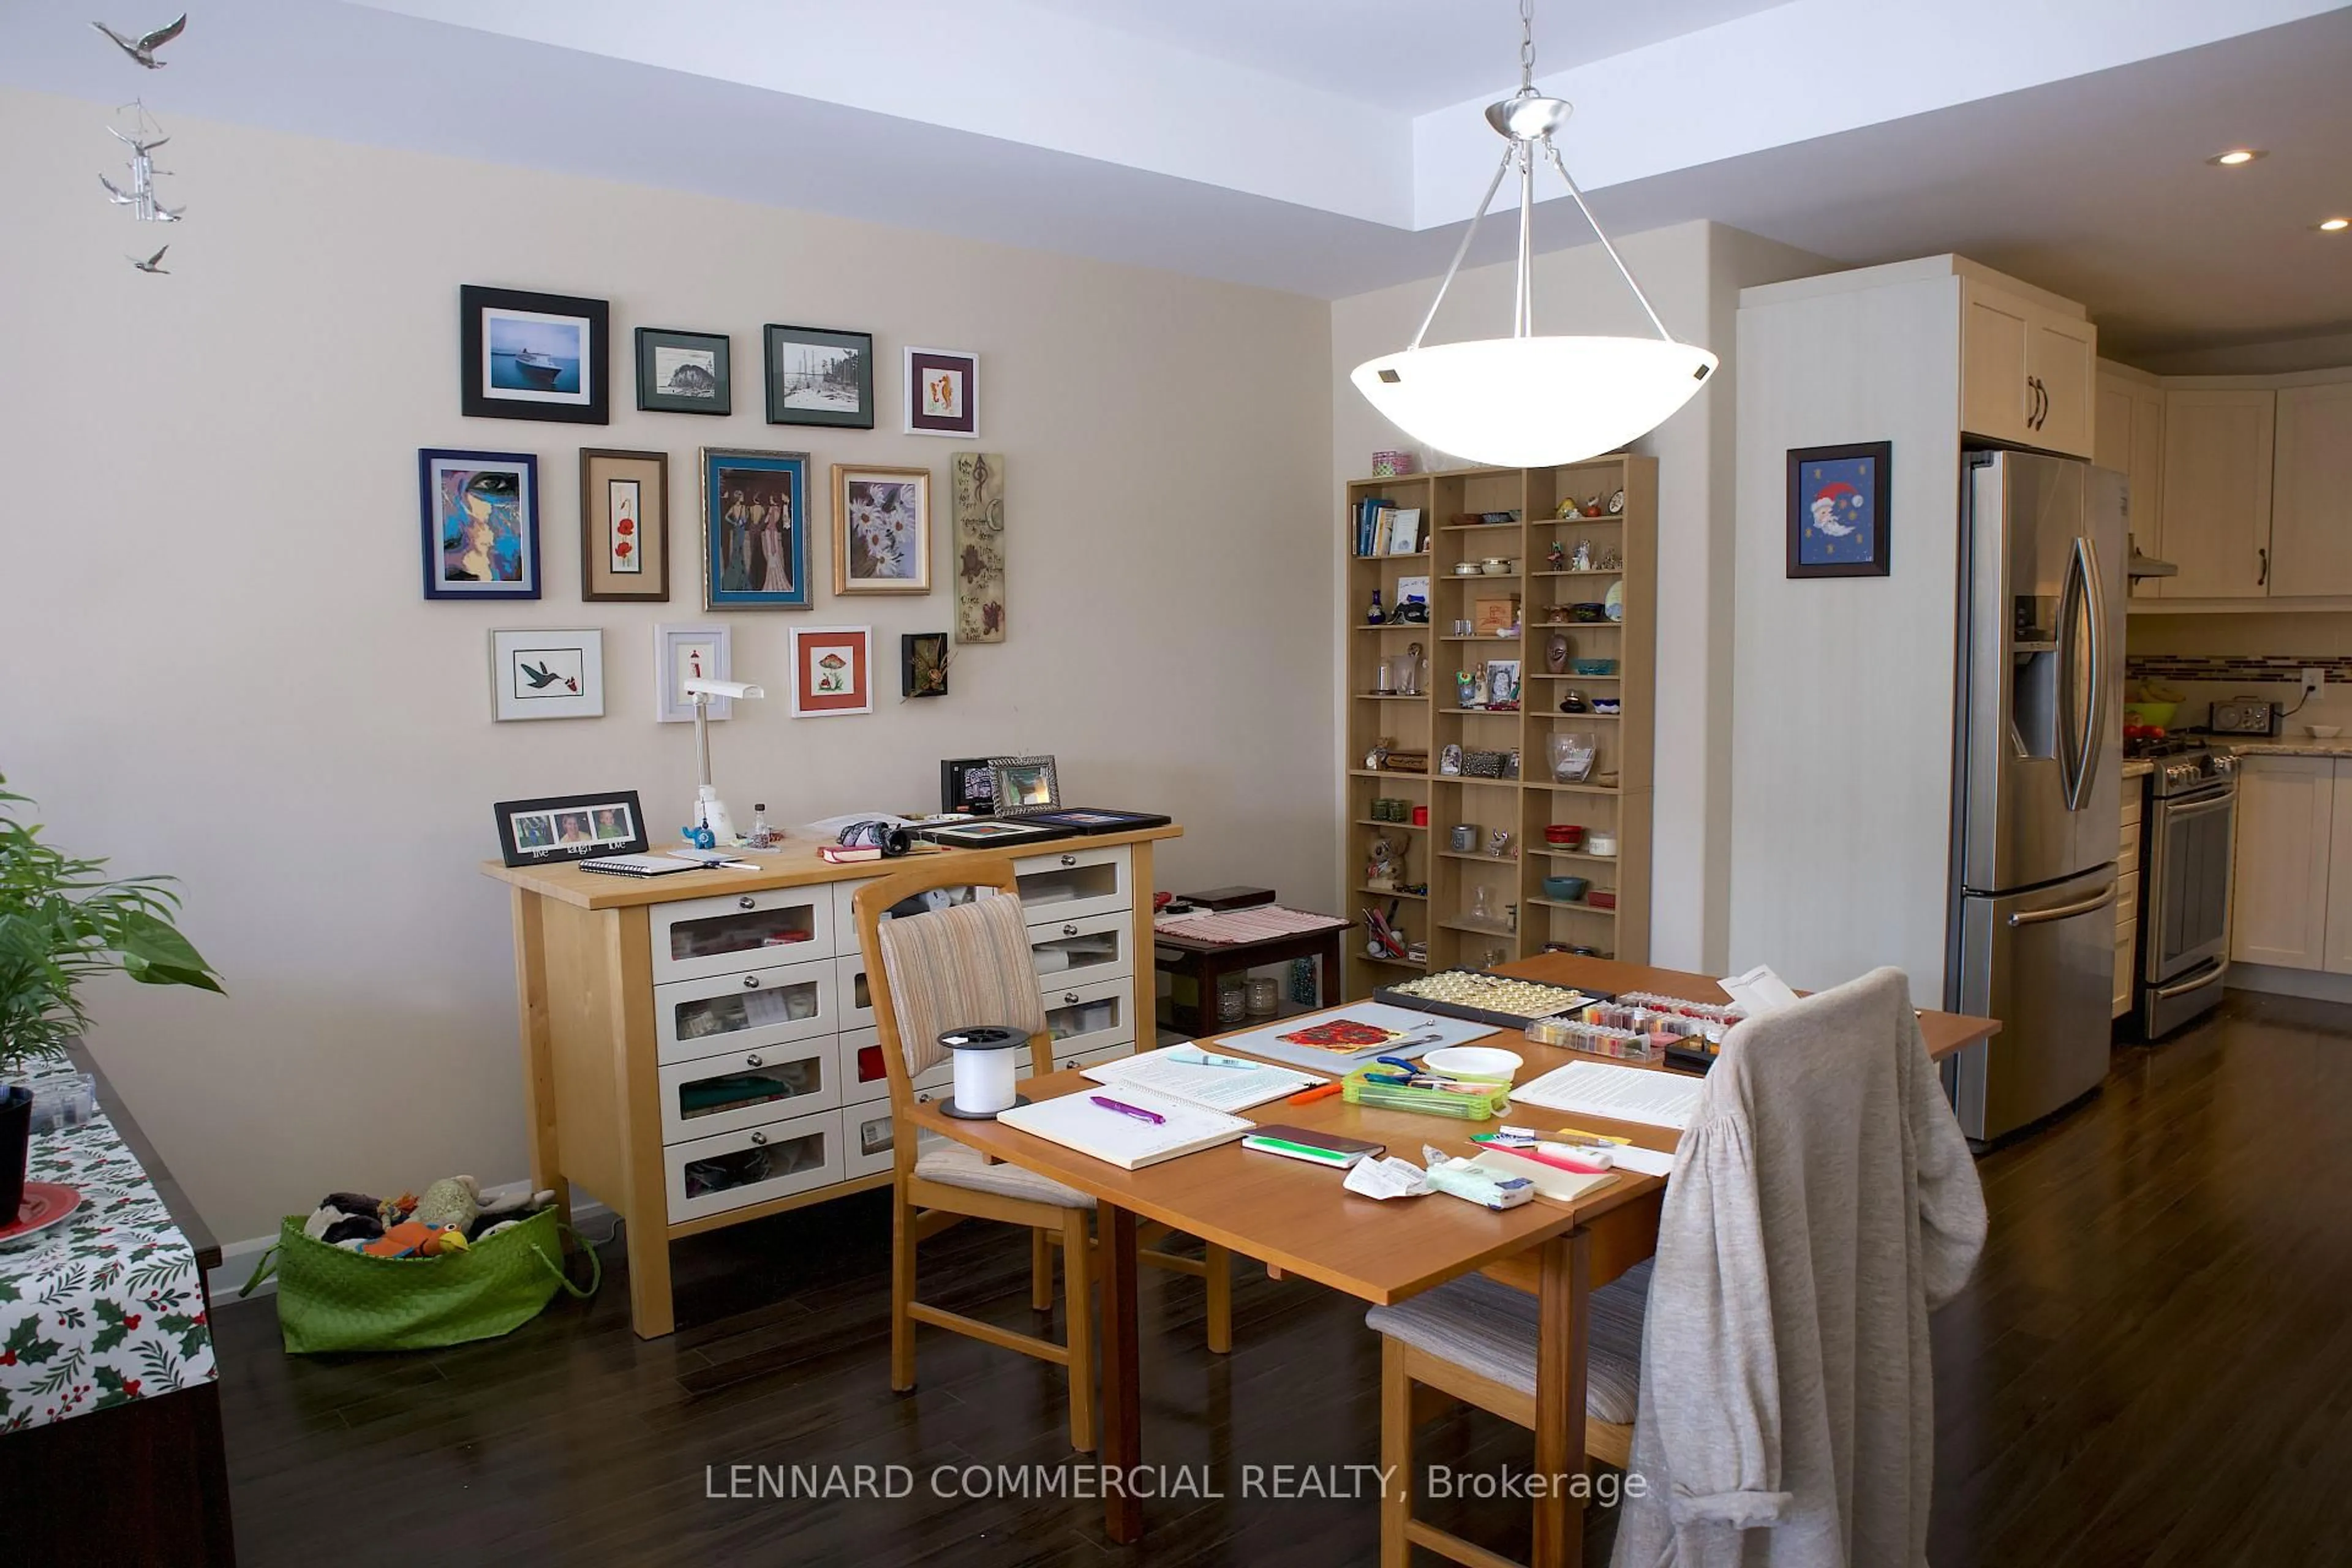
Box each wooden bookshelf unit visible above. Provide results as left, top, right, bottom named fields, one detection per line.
left=1341, top=458, right=1657, bottom=999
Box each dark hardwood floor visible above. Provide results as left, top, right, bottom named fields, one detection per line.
left=208, top=993, right=2351, bottom=1566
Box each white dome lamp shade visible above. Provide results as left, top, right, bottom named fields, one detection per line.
left=1352, top=0, right=1718, bottom=469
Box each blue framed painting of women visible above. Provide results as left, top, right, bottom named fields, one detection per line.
left=701, top=447, right=810, bottom=611
left=420, top=448, right=540, bottom=600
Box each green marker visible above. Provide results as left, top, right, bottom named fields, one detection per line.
left=1243, top=1135, right=1360, bottom=1167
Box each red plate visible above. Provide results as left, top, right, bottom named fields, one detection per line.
left=0, top=1183, right=82, bottom=1245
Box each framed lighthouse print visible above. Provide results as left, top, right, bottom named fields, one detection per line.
left=1787, top=442, right=1890, bottom=578
left=788, top=626, right=872, bottom=717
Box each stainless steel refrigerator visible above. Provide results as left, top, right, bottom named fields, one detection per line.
left=1947, top=451, right=2125, bottom=1142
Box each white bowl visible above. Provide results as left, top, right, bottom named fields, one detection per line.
left=1422, top=1045, right=1525, bottom=1082
left=1585, top=831, right=1619, bottom=856
left=2309, top=725, right=2342, bottom=739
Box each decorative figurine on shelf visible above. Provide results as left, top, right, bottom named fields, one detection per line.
left=1439, top=742, right=1464, bottom=777
left=1395, top=593, right=1429, bottom=624
left=1561, top=688, right=1589, bottom=714
left=1582, top=494, right=1606, bottom=518
left=1546, top=540, right=1567, bottom=571
left=1597, top=545, right=1623, bottom=570
left=1366, top=834, right=1404, bottom=894
left=1366, top=587, right=1386, bottom=625
left=1555, top=496, right=1582, bottom=521
left=1455, top=669, right=1476, bottom=709
left=1365, top=737, right=1393, bottom=770
left=1488, top=827, right=1512, bottom=858
left=1569, top=538, right=1596, bottom=571
left=1608, top=488, right=1626, bottom=514
left=1547, top=633, right=1570, bottom=674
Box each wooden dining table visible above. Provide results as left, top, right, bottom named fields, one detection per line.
left=907, top=953, right=1998, bottom=1564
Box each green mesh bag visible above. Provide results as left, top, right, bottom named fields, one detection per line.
left=239, top=1207, right=599, bottom=1353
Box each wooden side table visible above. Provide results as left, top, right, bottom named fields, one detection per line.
left=1153, top=922, right=1344, bottom=1037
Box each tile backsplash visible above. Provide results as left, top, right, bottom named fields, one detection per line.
left=2127, top=655, right=2352, bottom=684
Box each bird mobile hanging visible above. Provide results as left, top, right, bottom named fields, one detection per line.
left=92, top=14, right=190, bottom=271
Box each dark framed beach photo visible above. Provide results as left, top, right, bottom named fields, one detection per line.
left=1787, top=442, right=1891, bottom=578
left=579, top=448, right=668, bottom=602
left=764, top=323, right=874, bottom=429
left=420, top=448, right=540, bottom=600
left=635, top=328, right=731, bottom=415
left=905, top=346, right=978, bottom=438
left=493, top=789, right=649, bottom=867
left=700, top=447, right=809, bottom=610
left=459, top=285, right=609, bottom=424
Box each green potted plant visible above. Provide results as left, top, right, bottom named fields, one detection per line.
left=1, top=779, right=222, bottom=1220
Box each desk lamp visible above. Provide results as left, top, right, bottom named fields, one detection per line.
left=680, top=677, right=763, bottom=845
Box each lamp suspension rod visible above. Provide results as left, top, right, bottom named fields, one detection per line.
left=1540, top=140, right=1675, bottom=344
left=1408, top=142, right=1518, bottom=352
left=1514, top=143, right=1536, bottom=338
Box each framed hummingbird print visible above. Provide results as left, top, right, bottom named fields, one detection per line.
left=489, top=628, right=605, bottom=721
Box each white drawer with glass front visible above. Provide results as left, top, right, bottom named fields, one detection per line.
left=1013, top=845, right=1133, bottom=924
left=664, top=1107, right=843, bottom=1224
left=655, top=1036, right=837, bottom=1144
left=1027, top=908, right=1133, bottom=991
left=1042, top=975, right=1134, bottom=1057
left=654, top=957, right=838, bottom=1063
left=649, top=888, right=832, bottom=983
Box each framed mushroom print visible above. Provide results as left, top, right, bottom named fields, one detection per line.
left=789, top=626, right=872, bottom=718
left=579, top=448, right=668, bottom=601
left=419, top=448, right=538, bottom=600
left=832, top=464, right=931, bottom=594
left=459, top=285, right=609, bottom=424
left=905, top=347, right=978, bottom=438
left=701, top=447, right=809, bottom=610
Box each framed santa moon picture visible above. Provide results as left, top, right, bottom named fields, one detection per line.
left=1786, top=442, right=1890, bottom=579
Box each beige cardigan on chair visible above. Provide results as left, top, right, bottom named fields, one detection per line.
left=1610, top=967, right=1988, bottom=1568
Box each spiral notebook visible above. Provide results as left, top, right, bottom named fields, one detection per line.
left=997, top=1086, right=1255, bottom=1171
left=577, top=853, right=696, bottom=878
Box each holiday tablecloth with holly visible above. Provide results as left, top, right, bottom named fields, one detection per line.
left=0, top=1068, right=216, bottom=1431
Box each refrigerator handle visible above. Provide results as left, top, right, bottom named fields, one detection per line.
left=2073, top=535, right=2108, bottom=812
left=2054, top=541, right=2086, bottom=809
left=2007, top=881, right=2117, bottom=927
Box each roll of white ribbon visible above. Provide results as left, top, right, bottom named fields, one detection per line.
left=941, top=1026, right=1023, bottom=1116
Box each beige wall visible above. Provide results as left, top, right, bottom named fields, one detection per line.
left=1329, top=221, right=1822, bottom=969
left=0, top=88, right=1335, bottom=1242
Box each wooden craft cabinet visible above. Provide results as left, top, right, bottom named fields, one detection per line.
left=486, top=827, right=1175, bottom=1338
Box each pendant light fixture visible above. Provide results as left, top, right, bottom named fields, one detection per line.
left=1351, top=0, right=1717, bottom=468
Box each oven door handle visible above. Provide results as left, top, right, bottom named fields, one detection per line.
left=2152, top=960, right=2226, bottom=1001
left=2008, top=882, right=2118, bottom=927
left=2158, top=787, right=2237, bottom=821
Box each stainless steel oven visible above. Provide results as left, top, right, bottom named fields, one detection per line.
left=2139, top=747, right=2238, bottom=1038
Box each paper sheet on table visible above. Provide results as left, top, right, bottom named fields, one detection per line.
left=1510, top=1061, right=1706, bottom=1131
left=1082, top=1046, right=1321, bottom=1114
left=1207, top=1003, right=1499, bottom=1074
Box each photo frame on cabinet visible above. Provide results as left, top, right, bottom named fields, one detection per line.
left=634, top=327, right=731, bottom=416
left=834, top=464, right=932, bottom=594
left=789, top=625, right=873, bottom=717
left=459, top=285, right=609, bottom=424
left=701, top=447, right=809, bottom=610
left=579, top=448, right=668, bottom=601
left=764, top=324, right=874, bottom=429
left=654, top=622, right=733, bottom=723
left=489, top=628, right=604, bottom=721
left=905, top=347, right=978, bottom=438
left=493, top=789, right=648, bottom=867
left=1786, top=442, right=1891, bottom=578
left=940, top=756, right=996, bottom=815
left=420, top=448, right=539, bottom=600
left=988, top=754, right=1060, bottom=814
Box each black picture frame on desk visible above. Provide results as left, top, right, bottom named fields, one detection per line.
left=493, top=789, right=649, bottom=867
left=920, top=818, right=1079, bottom=850
left=940, top=756, right=997, bottom=815
left=1017, top=808, right=1171, bottom=835
left=989, top=755, right=1061, bottom=815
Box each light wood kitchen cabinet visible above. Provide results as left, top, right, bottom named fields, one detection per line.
left=2326, top=765, right=2352, bottom=974
left=2231, top=756, right=2334, bottom=970
left=1960, top=277, right=2096, bottom=458
left=2269, top=382, right=2352, bottom=598
left=2095, top=365, right=2165, bottom=584
left=2155, top=389, right=2275, bottom=599
left=2114, top=783, right=2141, bottom=1019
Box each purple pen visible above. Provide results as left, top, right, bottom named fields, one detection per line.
left=1090, top=1095, right=1166, bottom=1126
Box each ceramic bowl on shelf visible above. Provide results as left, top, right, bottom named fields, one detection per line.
left=1585, top=831, right=1619, bottom=856
left=1479, top=557, right=1510, bottom=575
left=1568, top=601, right=1608, bottom=622
left=1571, top=658, right=1618, bottom=676
left=1542, top=875, right=1590, bottom=902
left=1544, top=824, right=1584, bottom=848
left=2309, top=725, right=2343, bottom=739
left=1453, top=562, right=1482, bottom=576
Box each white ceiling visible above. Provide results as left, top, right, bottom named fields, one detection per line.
left=7, top=0, right=2349, bottom=361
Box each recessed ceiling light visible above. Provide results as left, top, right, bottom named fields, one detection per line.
left=2209, top=148, right=2266, bottom=165
left=2321, top=217, right=2350, bottom=232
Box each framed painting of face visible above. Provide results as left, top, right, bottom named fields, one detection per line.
left=701, top=447, right=809, bottom=610
left=420, top=448, right=539, bottom=600
left=459, top=285, right=609, bottom=424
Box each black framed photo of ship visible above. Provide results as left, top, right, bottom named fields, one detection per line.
left=764, top=324, right=875, bottom=429
left=493, top=789, right=648, bottom=867
left=940, top=757, right=997, bottom=815
left=459, top=285, right=610, bottom=424
left=989, top=755, right=1061, bottom=815
left=634, top=328, right=731, bottom=415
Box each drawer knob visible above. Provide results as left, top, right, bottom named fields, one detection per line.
left=1064, top=991, right=1080, bottom=1005
left=1060, top=854, right=1078, bottom=867
left=742, top=975, right=760, bottom=990
left=749, top=1131, right=767, bottom=1146
left=739, top=896, right=757, bottom=911
left=745, top=1054, right=764, bottom=1068
left=1062, top=923, right=1079, bottom=937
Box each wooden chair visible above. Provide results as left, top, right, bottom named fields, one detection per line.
left=1364, top=1250, right=1652, bottom=1567
left=853, top=856, right=1232, bottom=1453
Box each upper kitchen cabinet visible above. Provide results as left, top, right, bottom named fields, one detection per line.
left=2269, top=381, right=2352, bottom=597
left=1960, top=276, right=2097, bottom=458
left=2155, top=389, right=2275, bottom=599
left=2095, top=362, right=2166, bottom=572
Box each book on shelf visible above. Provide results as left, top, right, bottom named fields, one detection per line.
left=1384, top=508, right=1422, bottom=556
left=1397, top=573, right=1430, bottom=606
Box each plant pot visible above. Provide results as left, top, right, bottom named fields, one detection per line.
left=0, top=1086, right=31, bottom=1223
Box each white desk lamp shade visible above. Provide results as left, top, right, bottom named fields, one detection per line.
left=1351, top=336, right=1718, bottom=470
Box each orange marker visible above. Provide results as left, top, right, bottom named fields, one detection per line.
left=1287, top=1081, right=1344, bottom=1104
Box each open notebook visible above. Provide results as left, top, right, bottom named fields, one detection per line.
left=1510, top=1060, right=1706, bottom=1131
left=1081, top=1044, right=1321, bottom=1114
left=997, top=1085, right=1254, bottom=1171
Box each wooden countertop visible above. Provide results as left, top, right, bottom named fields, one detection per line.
left=480, top=824, right=1183, bottom=909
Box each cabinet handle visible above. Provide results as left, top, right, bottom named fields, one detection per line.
left=749, top=1131, right=767, bottom=1146
left=1060, top=854, right=1079, bottom=867
left=1062, top=923, right=1079, bottom=936
left=742, top=974, right=760, bottom=989
left=745, top=1054, right=764, bottom=1068
left=1063, top=992, right=1080, bottom=1005
left=2259, top=547, right=2269, bottom=586
left=738, top=896, right=757, bottom=911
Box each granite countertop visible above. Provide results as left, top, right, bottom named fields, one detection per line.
left=2122, top=758, right=2152, bottom=779
left=2226, top=738, right=2352, bottom=758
